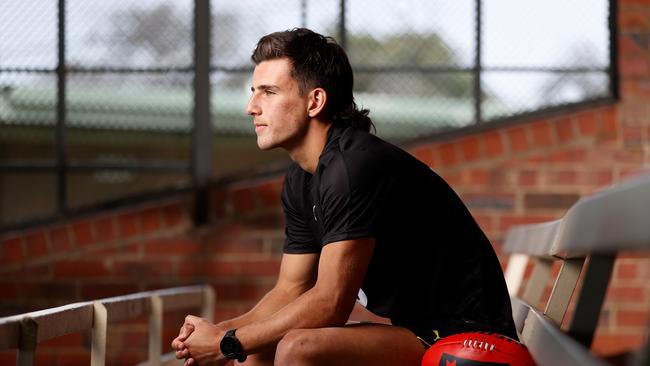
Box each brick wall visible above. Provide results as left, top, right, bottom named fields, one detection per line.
left=1, top=0, right=649, bottom=364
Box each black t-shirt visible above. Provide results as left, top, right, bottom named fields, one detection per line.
left=281, top=125, right=517, bottom=339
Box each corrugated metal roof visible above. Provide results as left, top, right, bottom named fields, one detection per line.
left=0, top=85, right=497, bottom=140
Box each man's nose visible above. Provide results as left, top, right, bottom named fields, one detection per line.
left=246, top=95, right=260, bottom=116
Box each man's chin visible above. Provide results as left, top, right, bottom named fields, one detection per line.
left=256, top=139, right=278, bottom=151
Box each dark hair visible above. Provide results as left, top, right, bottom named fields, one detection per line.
left=251, top=28, right=373, bottom=133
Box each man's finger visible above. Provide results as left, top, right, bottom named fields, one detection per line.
left=171, top=323, right=195, bottom=350
left=175, top=348, right=190, bottom=359
left=184, top=314, right=201, bottom=325
left=184, top=357, right=195, bottom=366
left=179, top=323, right=195, bottom=340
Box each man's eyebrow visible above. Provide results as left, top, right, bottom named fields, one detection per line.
left=251, top=84, right=279, bottom=92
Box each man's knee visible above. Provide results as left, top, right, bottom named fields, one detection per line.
left=275, top=329, right=321, bottom=365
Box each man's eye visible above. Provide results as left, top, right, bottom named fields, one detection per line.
left=265, top=90, right=275, bottom=95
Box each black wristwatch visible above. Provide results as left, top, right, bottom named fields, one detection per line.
left=220, top=328, right=247, bottom=362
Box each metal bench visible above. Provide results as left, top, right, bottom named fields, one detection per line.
left=0, top=285, right=214, bottom=366
left=502, top=173, right=650, bottom=366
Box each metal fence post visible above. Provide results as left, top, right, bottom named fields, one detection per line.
left=192, top=0, right=213, bottom=226
left=56, top=0, right=68, bottom=216
left=17, top=317, right=38, bottom=366
left=474, top=0, right=482, bottom=125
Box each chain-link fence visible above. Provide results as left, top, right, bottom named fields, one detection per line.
left=0, top=0, right=615, bottom=229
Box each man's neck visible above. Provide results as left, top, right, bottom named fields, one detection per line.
left=288, top=119, right=332, bottom=174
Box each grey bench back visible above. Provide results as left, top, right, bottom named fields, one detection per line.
left=502, top=173, right=650, bottom=366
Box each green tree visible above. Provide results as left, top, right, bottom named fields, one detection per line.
left=347, top=32, right=473, bottom=98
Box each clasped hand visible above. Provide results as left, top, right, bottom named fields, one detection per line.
left=171, top=315, right=228, bottom=366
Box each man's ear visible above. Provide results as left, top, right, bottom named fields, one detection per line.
left=307, top=88, right=327, bottom=118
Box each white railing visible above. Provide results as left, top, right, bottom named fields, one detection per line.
left=0, top=285, right=215, bottom=366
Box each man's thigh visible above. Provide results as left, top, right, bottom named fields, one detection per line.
left=275, top=323, right=426, bottom=366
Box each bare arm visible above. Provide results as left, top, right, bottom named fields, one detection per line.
left=235, top=237, right=375, bottom=354
left=217, top=252, right=319, bottom=330
left=175, top=238, right=374, bottom=365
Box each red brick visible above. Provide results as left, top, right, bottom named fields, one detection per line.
left=482, top=131, right=504, bottom=157
left=55, top=352, right=90, bottom=366
left=555, top=117, right=575, bottom=142
left=240, top=259, right=281, bottom=277
left=460, top=137, right=480, bottom=162
left=14, top=263, right=51, bottom=278
left=210, top=283, right=240, bottom=301
left=623, top=125, right=644, bottom=144
left=205, top=260, right=239, bottom=277
left=258, top=180, right=282, bottom=208
left=0, top=351, right=16, bottom=365
left=72, top=221, right=94, bottom=246
left=577, top=111, right=598, bottom=136
left=619, top=10, right=650, bottom=32
left=2, top=237, right=24, bottom=264
left=615, top=261, right=639, bottom=280
left=53, top=260, right=109, bottom=278
left=177, top=260, right=206, bottom=277
left=506, top=127, right=529, bottom=153
left=441, top=171, right=462, bottom=186
left=112, top=259, right=175, bottom=278
left=472, top=214, right=494, bottom=233
left=616, top=309, right=649, bottom=327
left=467, top=169, right=490, bottom=186
left=438, top=142, right=459, bottom=166
left=600, top=107, right=619, bottom=140
left=35, top=353, right=57, bottom=366
left=211, top=189, right=228, bottom=217
left=605, top=286, right=646, bottom=302
left=620, top=55, right=649, bottom=77
left=40, top=332, right=84, bottom=348
left=24, top=231, right=49, bottom=259
left=240, top=283, right=273, bottom=301
left=93, top=216, right=115, bottom=243
left=461, top=193, right=515, bottom=210
left=410, top=145, right=436, bottom=167
left=113, top=352, right=145, bottom=366
left=213, top=307, right=241, bottom=322
left=144, top=238, right=201, bottom=256
left=80, top=284, right=138, bottom=299
left=547, top=148, right=587, bottom=163
left=499, top=215, right=558, bottom=232
left=524, top=192, right=580, bottom=209
left=530, top=121, right=554, bottom=147
left=518, top=170, right=538, bottom=187
left=121, top=330, right=149, bottom=348
left=587, top=170, right=613, bottom=186
left=140, top=207, right=162, bottom=233
left=208, top=238, right=264, bottom=255
left=0, top=282, right=17, bottom=299
left=48, top=226, right=71, bottom=252
left=549, top=170, right=579, bottom=185
left=232, top=187, right=256, bottom=214
left=162, top=203, right=185, bottom=228
left=592, top=334, right=645, bottom=357
left=117, top=212, right=139, bottom=238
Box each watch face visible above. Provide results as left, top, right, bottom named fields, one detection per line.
left=220, top=331, right=242, bottom=360
left=222, top=339, right=237, bottom=355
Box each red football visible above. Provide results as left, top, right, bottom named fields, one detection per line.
left=421, top=332, right=536, bottom=366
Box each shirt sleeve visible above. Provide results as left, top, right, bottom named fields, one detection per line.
left=281, top=170, right=320, bottom=254
left=319, top=151, right=392, bottom=244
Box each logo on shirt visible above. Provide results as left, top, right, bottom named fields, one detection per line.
left=312, top=205, right=318, bottom=222
left=357, top=288, right=368, bottom=307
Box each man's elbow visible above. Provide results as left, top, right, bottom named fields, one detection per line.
left=313, top=289, right=355, bottom=326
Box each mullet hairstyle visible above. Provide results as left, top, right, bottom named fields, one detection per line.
left=251, top=28, right=374, bottom=133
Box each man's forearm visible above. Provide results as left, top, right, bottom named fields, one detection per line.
left=234, top=285, right=353, bottom=355
left=218, top=285, right=301, bottom=330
